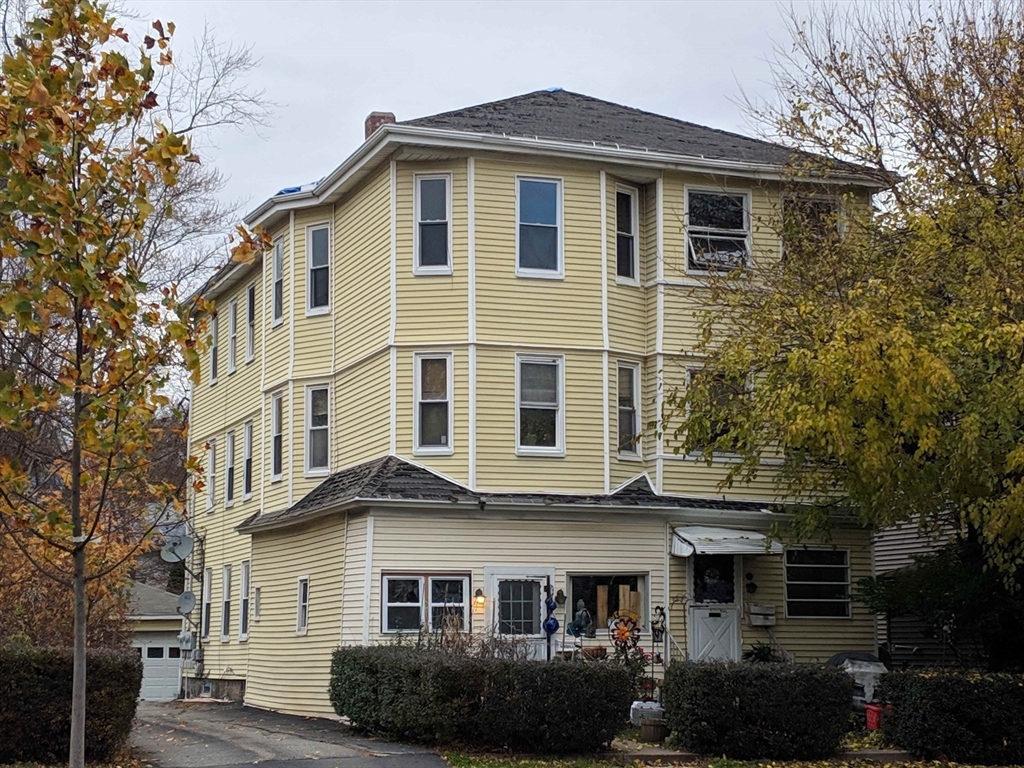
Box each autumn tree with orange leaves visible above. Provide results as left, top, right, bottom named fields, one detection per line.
left=0, top=1, right=201, bottom=765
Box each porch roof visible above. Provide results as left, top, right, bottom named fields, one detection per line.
left=671, top=525, right=783, bottom=557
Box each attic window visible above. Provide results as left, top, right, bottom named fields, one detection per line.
left=687, top=190, right=750, bottom=272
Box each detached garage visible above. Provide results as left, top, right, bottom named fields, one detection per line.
left=129, top=583, right=184, bottom=702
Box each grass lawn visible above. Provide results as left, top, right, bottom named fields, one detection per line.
left=445, top=752, right=1001, bottom=768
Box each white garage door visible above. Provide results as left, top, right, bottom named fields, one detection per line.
left=134, top=632, right=181, bottom=702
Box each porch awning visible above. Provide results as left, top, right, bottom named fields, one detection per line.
left=671, top=526, right=783, bottom=557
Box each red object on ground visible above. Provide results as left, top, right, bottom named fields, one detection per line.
left=866, top=703, right=883, bottom=731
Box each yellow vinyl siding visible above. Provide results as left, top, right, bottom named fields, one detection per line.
left=246, top=515, right=347, bottom=716
left=292, top=206, right=335, bottom=379
left=606, top=177, right=648, bottom=355
left=340, top=513, right=367, bottom=646
left=132, top=618, right=182, bottom=634
left=474, top=346, right=604, bottom=492
left=264, top=222, right=291, bottom=387
left=609, top=354, right=649, bottom=489
left=395, top=160, right=469, bottom=343
left=335, top=350, right=390, bottom=470
left=475, top=158, right=602, bottom=346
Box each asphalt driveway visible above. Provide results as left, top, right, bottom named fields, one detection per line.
left=132, top=701, right=449, bottom=768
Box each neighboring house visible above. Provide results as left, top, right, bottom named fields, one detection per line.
left=129, top=582, right=184, bottom=701
left=187, top=89, right=881, bottom=715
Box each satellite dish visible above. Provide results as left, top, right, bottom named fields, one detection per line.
left=160, top=534, right=194, bottom=563
left=176, top=591, right=196, bottom=615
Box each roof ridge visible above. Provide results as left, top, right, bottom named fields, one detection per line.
left=397, top=89, right=557, bottom=127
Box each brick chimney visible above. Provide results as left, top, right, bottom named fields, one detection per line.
left=365, top=111, right=396, bottom=139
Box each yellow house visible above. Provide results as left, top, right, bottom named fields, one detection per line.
left=187, top=90, right=880, bottom=715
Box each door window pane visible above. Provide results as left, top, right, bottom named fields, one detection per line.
left=497, top=579, right=541, bottom=635
left=146, top=646, right=164, bottom=659
left=693, top=554, right=735, bottom=604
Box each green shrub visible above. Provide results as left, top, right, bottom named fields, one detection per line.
left=663, top=661, right=852, bottom=759
left=879, top=668, right=1024, bottom=765
left=329, top=646, right=631, bottom=753
left=0, top=645, right=143, bottom=763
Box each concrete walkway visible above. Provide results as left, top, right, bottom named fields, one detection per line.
left=132, top=700, right=449, bottom=768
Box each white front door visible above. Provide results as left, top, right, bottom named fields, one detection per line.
left=690, top=554, right=741, bottom=661
left=487, top=569, right=552, bottom=661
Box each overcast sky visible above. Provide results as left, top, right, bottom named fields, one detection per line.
left=129, top=0, right=827, bottom=221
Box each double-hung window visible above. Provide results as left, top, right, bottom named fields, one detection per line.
left=239, top=560, right=250, bottom=640
left=307, top=225, right=330, bottom=312
left=414, top=353, right=452, bottom=454
left=785, top=549, right=851, bottom=618
left=517, top=355, right=563, bottom=455
left=245, top=284, right=256, bottom=362
left=517, top=177, right=562, bottom=276
left=206, top=439, right=216, bottom=510
left=243, top=421, right=253, bottom=497
left=415, top=175, right=451, bottom=273
left=272, top=240, right=284, bottom=325
left=271, top=393, right=283, bottom=481
left=617, top=363, right=640, bottom=456
left=225, top=431, right=236, bottom=505
left=221, top=565, right=232, bottom=641
left=296, top=576, right=310, bottom=634
left=209, top=314, right=219, bottom=383
left=201, top=567, right=212, bottom=639
left=383, top=575, right=470, bottom=633
left=227, top=300, right=237, bottom=374
left=616, top=187, right=639, bottom=282
left=687, top=189, right=750, bottom=272
left=306, top=386, right=329, bottom=474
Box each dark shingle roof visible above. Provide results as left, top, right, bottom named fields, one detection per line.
left=128, top=583, right=181, bottom=617
left=402, top=89, right=812, bottom=168
left=238, top=455, right=777, bottom=533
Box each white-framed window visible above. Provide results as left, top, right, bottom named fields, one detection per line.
left=272, top=239, right=284, bottom=325
left=382, top=574, right=470, bottom=633
left=296, top=576, right=310, bottom=634
left=221, top=565, right=232, bottom=641
left=686, top=188, right=751, bottom=272
left=270, top=392, right=283, bottom=481
left=414, top=353, right=453, bottom=455
left=206, top=439, right=216, bottom=510
left=245, top=284, right=256, bottom=362
left=227, top=300, right=237, bottom=374
left=785, top=548, right=851, bottom=618
left=201, top=567, right=212, bottom=639
left=225, top=431, right=236, bottom=505
left=239, top=560, right=250, bottom=640
left=243, top=421, right=253, bottom=498
left=209, top=314, right=219, bottom=384
left=307, top=224, right=330, bottom=312
left=306, top=385, right=329, bottom=474
left=414, top=174, right=452, bottom=274
left=516, top=354, right=564, bottom=455
left=569, top=573, right=648, bottom=629
left=617, top=362, right=640, bottom=456
left=253, top=586, right=261, bottom=622
left=615, top=186, right=639, bottom=283
left=516, top=176, right=563, bottom=277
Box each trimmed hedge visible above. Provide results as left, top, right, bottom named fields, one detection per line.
left=0, top=645, right=143, bottom=763
left=329, top=646, right=632, bottom=753
left=879, top=669, right=1024, bottom=765
left=663, top=661, right=852, bottom=759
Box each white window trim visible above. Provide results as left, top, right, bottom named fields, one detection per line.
left=270, top=392, right=284, bottom=483
left=413, top=173, right=454, bottom=276
left=380, top=574, right=472, bottom=634
left=227, top=300, right=237, bottom=374
left=225, top=431, right=236, bottom=507
left=239, top=560, right=250, bottom=641
left=783, top=548, right=852, bottom=620
left=206, top=439, right=216, bottom=511
left=242, top=420, right=253, bottom=500
left=306, top=222, right=332, bottom=315
left=515, top=175, right=564, bottom=279
left=683, top=185, right=753, bottom=275
left=382, top=575, right=424, bottom=634
left=209, top=314, right=219, bottom=385
left=614, top=184, right=640, bottom=287
left=245, top=283, right=256, bottom=363
left=515, top=353, right=565, bottom=457
left=427, top=575, right=470, bottom=632
left=296, top=575, right=310, bottom=635
left=304, top=384, right=330, bottom=476
left=201, top=567, right=212, bottom=639
left=413, top=352, right=454, bottom=456
left=253, top=585, right=262, bottom=623
left=617, top=361, right=642, bottom=460
left=220, top=564, right=232, bottom=643
left=271, top=238, right=284, bottom=327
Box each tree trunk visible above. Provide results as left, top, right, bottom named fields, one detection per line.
left=69, top=394, right=85, bottom=768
